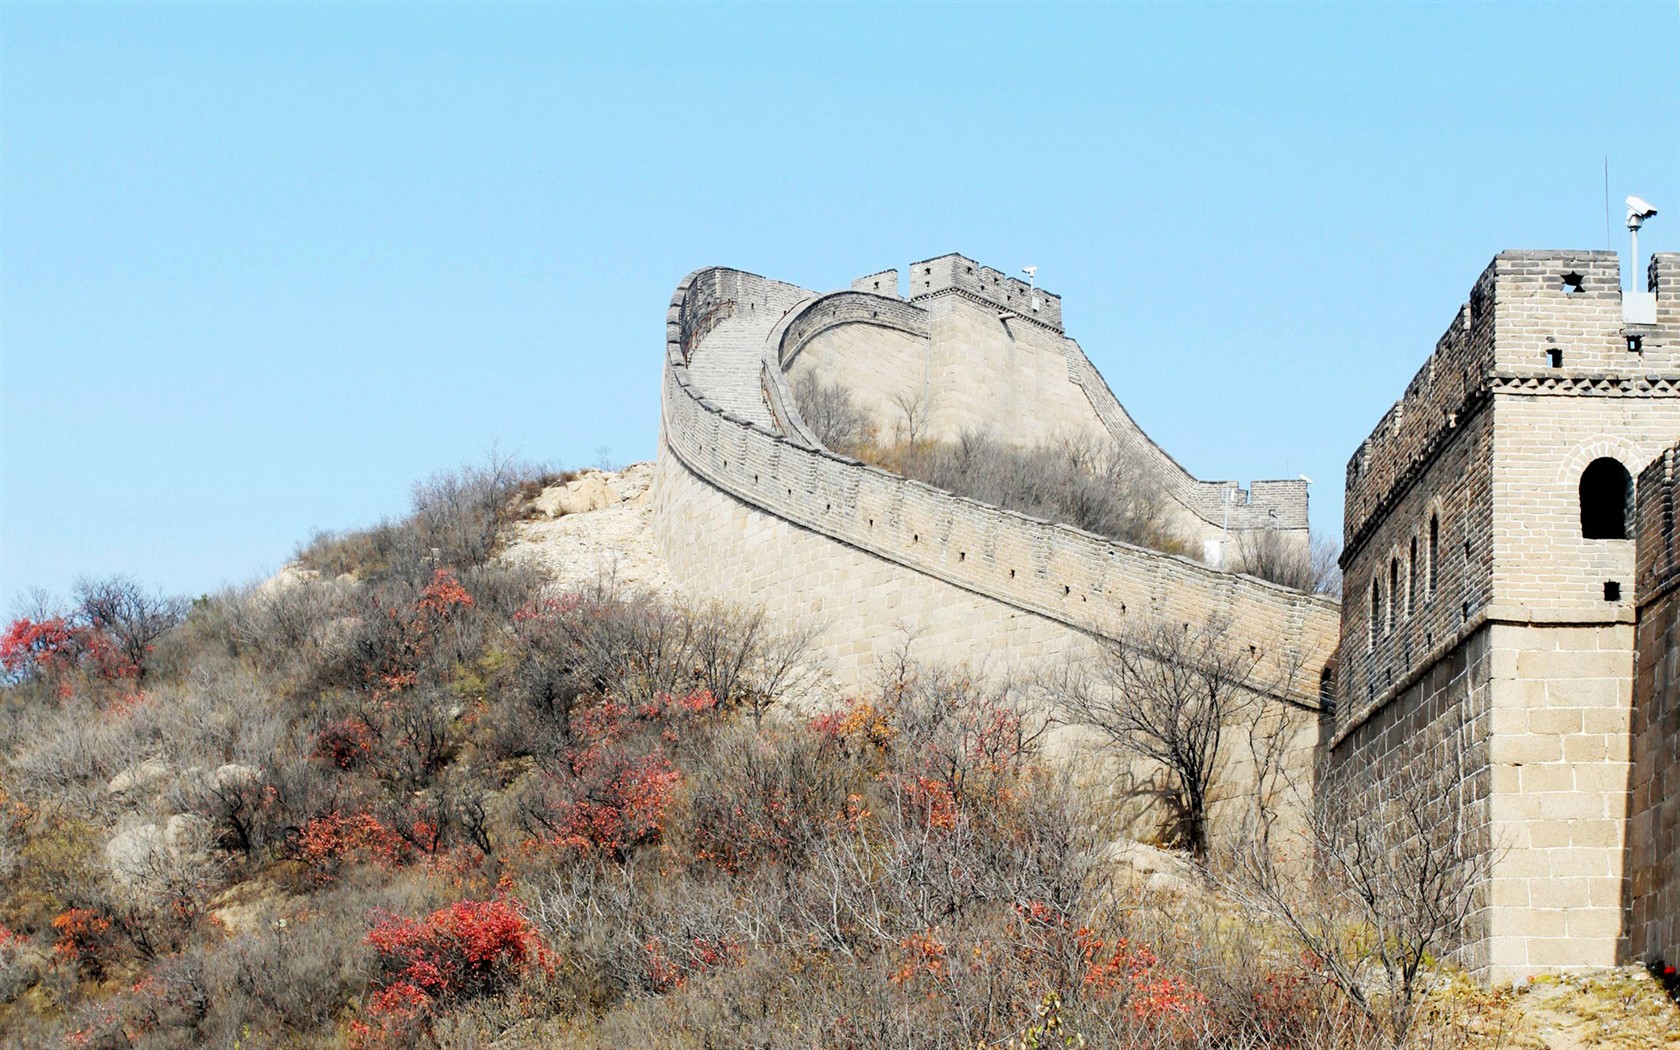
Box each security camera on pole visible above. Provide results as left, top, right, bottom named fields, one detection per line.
left=1625, top=196, right=1659, bottom=324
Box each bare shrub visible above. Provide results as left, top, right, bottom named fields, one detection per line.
left=865, top=430, right=1187, bottom=555
left=1218, top=736, right=1492, bottom=1048
left=790, top=372, right=872, bottom=452
left=1233, top=528, right=1343, bottom=595
left=73, top=576, right=189, bottom=682
left=890, top=387, right=931, bottom=445
left=1054, top=614, right=1264, bottom=857
left=294, top=449, right=548, bottom=582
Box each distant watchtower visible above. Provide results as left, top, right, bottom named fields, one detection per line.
left=1333, top=251, right=1680, bottom=980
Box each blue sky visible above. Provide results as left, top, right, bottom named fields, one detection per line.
left=3, top=1, right=1677, bottom=607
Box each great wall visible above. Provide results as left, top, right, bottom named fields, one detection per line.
left=650, top=249, right=1680, bottom=981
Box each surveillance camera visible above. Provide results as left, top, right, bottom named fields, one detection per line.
left=1021, top=266, right=1037, bottom=278
left=1627, top=196, right=1658, bottom=219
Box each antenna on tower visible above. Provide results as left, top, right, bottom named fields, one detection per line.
left=1604, top=158, right=1611, bottom=250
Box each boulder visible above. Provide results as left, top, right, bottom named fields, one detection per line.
left=107, top=759, right=170, bottom=796
left=531, top=474, right=622, bottom=518
left=105, top=824, right=166, bottom=884
left=106, top=815, right=212, bottom=886
left=1106, top=840, right=1199, bottom=893
left=211, top=764, right=260, bottom=790
left=256, top=563, right=321, bottom=596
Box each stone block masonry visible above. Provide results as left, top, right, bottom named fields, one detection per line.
left=1335, top=250, right=1680, bottom=980
left=656, top=246, right=1680, bottom=980
left=655, top=261, right=1339, bottom=845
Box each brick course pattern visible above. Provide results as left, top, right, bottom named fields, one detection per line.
left=1335, top=250, right=1680, bottom=980
left=655, top=261, right=1340, bottom=841
left=656, top=248, right=1680, bottom=979
left=1633, top=442, right=1680, bottom=965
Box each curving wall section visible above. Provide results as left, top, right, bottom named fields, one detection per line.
left=656, top=266, right=1340, bottom=710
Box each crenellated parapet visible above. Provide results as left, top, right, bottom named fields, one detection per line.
left=908, top=253, right=1064, bottom=332
left=1344, top=251, right=1680, bottom=566
left=658, top=265, right=1340, bottom=708
left=1333, top=248, right=1680, bottom=980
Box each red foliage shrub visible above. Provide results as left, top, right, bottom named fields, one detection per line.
left=297, top=812, right=411, bottom=879
left=1079, top=929, right=1206, bottom=1024
left=1, top=616, right=78, bottom=678
left=890, top=930, right=949, bottom=986
left=555, top=751, right=680, bottom=856
left=809, top=698, right=893, bottom=751
left=897, top=775, right=959, bottom=831
left=417, top=569, right=475, bottom=616
left=315, top=718, right=378, bottom=769
left=1, top=616, right=136, bottom=686
left=353, top=898, right=544, bottom=1045
left=52, top=908, right=114, bottom=978
left=366, top=568, right=478, bottom=698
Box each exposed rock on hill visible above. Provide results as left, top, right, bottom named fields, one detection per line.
left=502, top=462, right=676, bottom=595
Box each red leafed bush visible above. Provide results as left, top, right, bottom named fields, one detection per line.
left=297, top=812, right=411, bottom=879
left=0, top=617, right=78, bottom=678
left=417, top=568, right=475, bottom=617
left=1080, top=929, right=1206, bottom=1024
left=353, top=898, right=544, bottom=1045
left=1, top=616, right=135, bottom=686
left=557, top=751, right=680, bottom=855
left=52, top=908, right=114, bottom=978
left=890, top=930, right=949, bottom=986
left=809, top=698, right=894, bottom=751
left=315, top=718, right=378, bottom=769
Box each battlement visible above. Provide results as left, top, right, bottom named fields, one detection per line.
left=1344, top=251, right=1680, bottom=562
left=851, top=269, right=901, bottom=298
left=908, top=253, right=1064, bottom=331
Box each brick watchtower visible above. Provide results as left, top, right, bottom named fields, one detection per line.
left=1332, top=251, right=1680, bottom=979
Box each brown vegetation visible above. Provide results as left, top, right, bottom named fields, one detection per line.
left=792, top=373, right=1342, bottom=589
left=1, top=457, right=1672, bottom=1048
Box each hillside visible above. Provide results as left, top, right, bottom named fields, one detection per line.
left=0, top=461, right=1674, bottom=1049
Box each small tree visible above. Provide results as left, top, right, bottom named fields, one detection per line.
left=74, top=575, right=187, bottom=682
left=891, top=387, right=931, bottom=446
left=1054, top=614, right=1261, bottom=857
left=1218, top=738, right=1491, bottom=1049
left=790, top=372, right=871, bottom=453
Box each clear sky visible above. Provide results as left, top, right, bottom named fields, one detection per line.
left=3, top=1, right=1677, bottom=608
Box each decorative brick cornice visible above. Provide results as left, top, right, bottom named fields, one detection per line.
left=908, top=286, right=1065, bottom=333
left=1344, top=371, right=1680, bottom=564
left=1487, top=372, right=1680, bottom=396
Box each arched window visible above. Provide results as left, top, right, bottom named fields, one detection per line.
left=1388, top=558, right=1399, bottom=635
left=1580, top=458, right=1633, bottom=539
left=1407, top=537, right=1417, bottom=617
left=1428, top=515, right=1440, bottom=596
left=1369, top=580, right=1380, bottom=652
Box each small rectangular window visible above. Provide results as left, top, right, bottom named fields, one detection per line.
left=1604, top=581, right=1622, bottom=602
left=1546, top=348, right=1563, bottom=368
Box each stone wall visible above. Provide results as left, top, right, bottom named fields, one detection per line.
left=1335, top=250, right=1680, bottom=979
left=1632, top=443, right=1680, bottom=964
left=767, top=255, right=1311, bottom=560
left=656, top=263, right=1341, bottom=843
left=662, top=267, right=1339, bottom=703
left=652, top=430, right=1324, bottom=844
